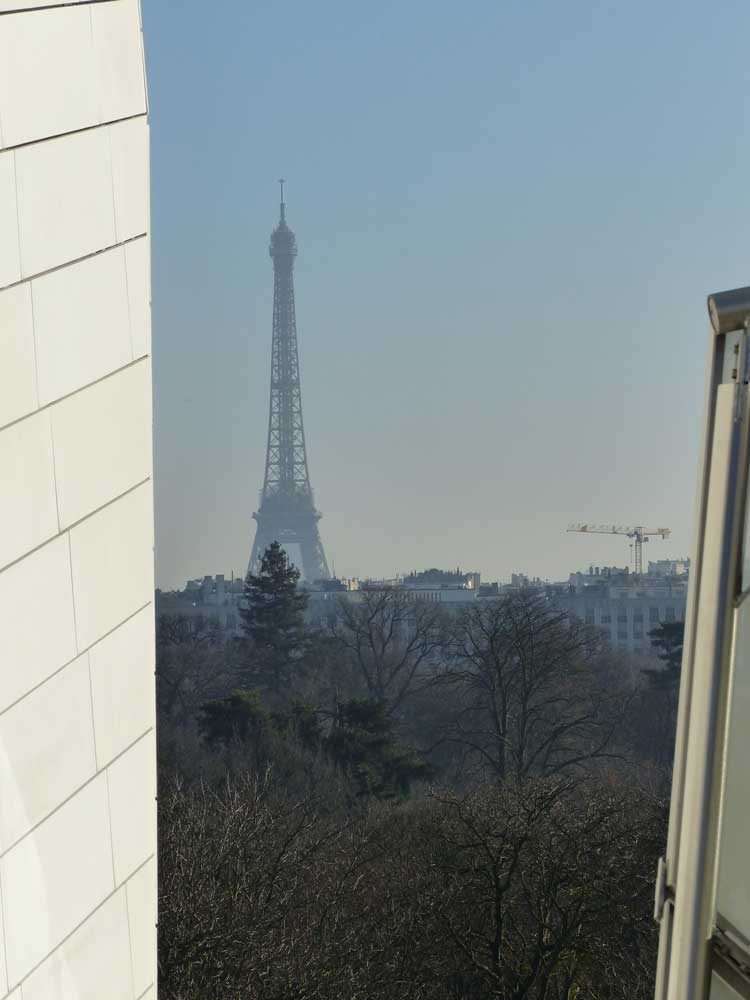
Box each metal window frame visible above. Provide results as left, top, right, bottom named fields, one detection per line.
left=655, top=288, right=750, bottom=1000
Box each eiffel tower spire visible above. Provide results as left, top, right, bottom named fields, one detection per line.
left=248, top=184, right=330, bottom=582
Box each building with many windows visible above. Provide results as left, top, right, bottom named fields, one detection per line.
left=159, top=561, right=688, bottom=661
left=554, top=565, right=688, bottom=654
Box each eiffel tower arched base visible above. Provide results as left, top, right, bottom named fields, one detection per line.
left=248, top=507, right=330, bottom=584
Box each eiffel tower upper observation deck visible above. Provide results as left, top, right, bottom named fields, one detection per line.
left=248, top=182, right=331, bottom=582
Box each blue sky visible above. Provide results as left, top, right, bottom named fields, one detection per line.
left=144, top=0, right=750, bottom=588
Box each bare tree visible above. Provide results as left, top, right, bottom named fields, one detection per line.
left=156, top=614, right=241, bottom=724
left=329, top=586, right=451, bottom=715
left=158, top=770, right=345, bottom=1000
left=448, top=592, right=624, bottom=782
left=419, top=778, right=663, bottom=1000
left=158, top=766, right=662, bottom=1000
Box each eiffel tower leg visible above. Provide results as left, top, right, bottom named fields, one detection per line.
left=249, top=513, right=330, bottom=583
left=298, top=526, right=330, bottom=583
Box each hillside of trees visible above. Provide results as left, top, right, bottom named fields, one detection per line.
left=157, top=543, right=681, bottom=1000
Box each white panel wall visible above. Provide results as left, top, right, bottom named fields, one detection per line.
left=0, top=2, right=156, bottom=998
left=0, top=284, right=36, bottom=427
left=0, top=153, right=20, bottom=286
left=32, top=246, right=132, bottom=406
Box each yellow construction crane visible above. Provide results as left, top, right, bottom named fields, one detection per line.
left=566, top=523, right=671, bottom=575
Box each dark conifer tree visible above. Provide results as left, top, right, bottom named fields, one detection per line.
left=645, top=620, right=685, bottom=690
left=326, top=698, right=431, bottom=799
left=199, top=690, right=268, bottom=747
left=240, top=542, right=309, bottom=694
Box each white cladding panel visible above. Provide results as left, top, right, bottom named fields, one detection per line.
left=0, top=152, right=20, bottom=287
left=0, top=536, right=77, bottom=713
left=15, top=126, right=117, bottom=277
left=0, top=2, right=155, bottom=997
left=0, top=880, right=6, bottom=994
left=0, top=6, right=100, bottom=148
left=91, top=0, right=147, bottom=123
left=0, top=654, right=96, bottom=853
left=69, top=482, right=154, bottom=650
left=51, top=360, right=152, bottom=528
left=0, top=411, right=58, bottom=569
left=1, top=774, right=115, bottom=985
left=110, top=116, right=150, bottom=241
left=0, top=0, right=95, bottom=12
left=0, top=284, right=37, bottom=428
left=107, top=730, right=156, bottom=886
left=125, top=235, right=152, bottom=359
left=89, top=606, right=155, bottom=767
left=21, top=891, right=135, bottom=1000
left=32, top=246, right=132, bottom=406
left=126, top=857, right=158, bottom=997
left=0, top=0, right=145, bottom=149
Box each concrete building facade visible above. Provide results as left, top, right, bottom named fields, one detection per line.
left=0, top=2, right=156, bottom=998
left=156, top=573, right=243, bottom=633
left=159, top=563, right=686, bottom=662
left=555, top=566, right=688, bottom=654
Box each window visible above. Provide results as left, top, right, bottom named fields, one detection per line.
left=649, top=606, right=660, bottom=623
left=633, top=628, right=643, bottom=639
left=601, top=614, right=611, bottom=624
left=617, top=613, right=627, bottom=624
left=665, top=606, right=676, bottom=622
left=633, top=612, right=643, bottom=623
left=617, top=629, right=627, bottom=640
left=585, top=608, right=595, bottom=624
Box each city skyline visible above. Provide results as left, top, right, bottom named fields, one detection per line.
left=146, top=0, right=750, bottom=590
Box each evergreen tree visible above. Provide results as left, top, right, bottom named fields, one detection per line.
left=644, top=620, right=685, bottom=690
left=270, top=701, right=323, bottom=752
left=240, top=542, right=309, bottom=694
left=199, top=690, right=268, bottom=748
left=326, top=698, right=431, bottom=800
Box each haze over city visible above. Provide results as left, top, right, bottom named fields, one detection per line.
left=4, top=2, right=750, bottom=996
left=147, top=0, right=750, bottom=589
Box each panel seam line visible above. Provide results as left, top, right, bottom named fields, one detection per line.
left=0, top=0, right=118, bottom=15
left=0, top=109, right=145, bottom=154
left=0, top=232, right=146, bottom=297
left=0, top=361, right=150, bottom=440
left=0, top=474, right=150, bottom=575
left=0, top=600, right=151, bottom=722
left=0, top=729, right=155, bottom=860
left=9, top=853, right=155, bottom=991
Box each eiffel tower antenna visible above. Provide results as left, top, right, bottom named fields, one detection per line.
left=248, top=183, right=330, bottom=582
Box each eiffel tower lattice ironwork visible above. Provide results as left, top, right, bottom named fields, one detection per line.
left=248, top=182, right=331, bottom=582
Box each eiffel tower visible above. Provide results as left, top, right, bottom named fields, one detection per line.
left=248, top=182, right=331, bottom=582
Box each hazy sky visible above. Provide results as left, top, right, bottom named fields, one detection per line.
left=145, top=0, right=750, bottom=590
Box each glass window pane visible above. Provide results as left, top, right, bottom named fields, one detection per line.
left=715, top=596, right=750, bottom=942
left=710, top=971, right=743, bottom=1000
